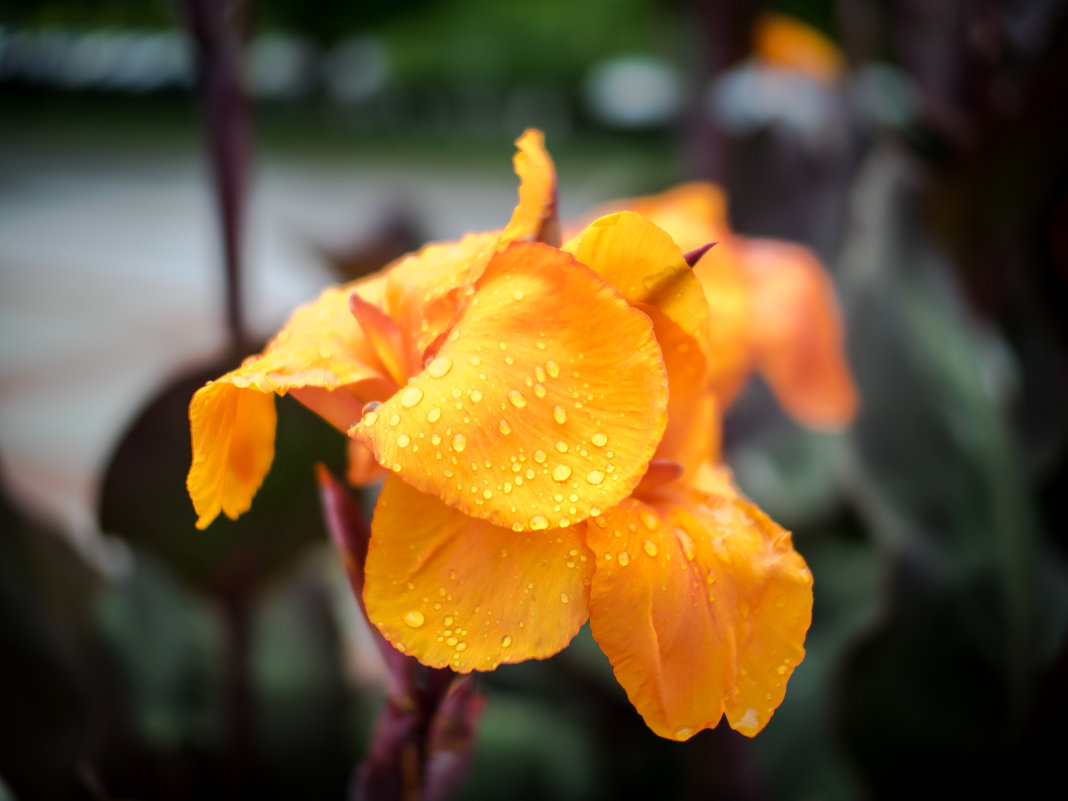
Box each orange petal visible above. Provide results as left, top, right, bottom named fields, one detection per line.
left=586, top=490, right=813, bottom=740
left=567, top=211, right=714, bottom=372
left=501, top=129, right=559, bottom=246
left=187, top=381, right=277, bottom=529
left=753, top=12, right=845, bottom=85
left=346, top=438, right=387, bottom=486
left=691, top=242, right=754, bottom=407
left=569, top=182, right=731, bottom=254
left=364, top=474, right=592, bottom=672
left=384, top=231, right=501, bottom=364
left=353, top=241, right=668, bottom=532
left=639, top=303, right=719, bottom=474
left=741, top=238, right=858, bottom=427
left=185, top=281, right=391, bottom=528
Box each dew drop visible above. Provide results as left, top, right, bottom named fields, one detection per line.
left=591, top=432, right=608, bottom=447
left=533, top=450, right=547, bottom=463
left=560, top=593, right=569, bottom=604
left=498, top=419, right=512, bottom=435
left=552, top=465, right=572, bottom=482
left=470, top=389, right=483, bottom=403
left=389, top=413, right=400, bottom=426
left=533, top=384, right=547, bottom=398
left=512, top=288, right=524, bottom=300
left=469, top=356, right=481, bottom=366
left=545, top=360, right=560, bottom=378
left=483, top=489, right=493, bottom=499
left=643, top=540, right=659, bottom=557
left=587, top=470, right=605, bottom=485
left=641, top=512, right=659, bottom=531
left=403, top=610, right=425, bottom=628
left=535, top=365, right=547, bottom=382
left=507, top=390, right=527, bottom=408
left=674, top=727, right=695, bottom=740
left=452, top=433, right=467, bottom=452
left=397, top=433, right=411, bottom=447
left=501, top=635, right=513, bottom=648
left=503, top=482, right=513, bottom=494
left=362, top=411, right=379, bottom=426
left=524, top=468, right=535, bottom=479
left=530, top=515, right=549, bottom=530
left=427, top=357, right=452, bottom=378
left=455, top=642, right=468, bottom=652
left=617, top=551, right=630, bottom=566
left=427, top=407, right=441, bottom=423
left=400, top=387, right=423, bottom=408
left=553, top=405, right=567, bottom=424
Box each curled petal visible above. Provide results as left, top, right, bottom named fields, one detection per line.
left=586, top=490, right=812, bottom=740
left=567, top=211, right=714, bottom=374
left=364, top=475, right=592, bottom=673
left=742, top=238, right=858, bottom=427
left=502, top=129, right=559, bottom=246
left=188, top=381, right=276, bottom=529
left=186, top=281, right=387, bottom=528
left=354, top=241, right=668, bottom=532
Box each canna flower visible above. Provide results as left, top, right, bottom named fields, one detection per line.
left=584, top=181, right=858, bottom=429
left=187, top=131, right=818, bottom=742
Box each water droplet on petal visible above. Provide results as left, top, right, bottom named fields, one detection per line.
left=534, top=450, right=547, bottom=463
left=641, top=512, right=658, bottom=531
left=508, top=390, right=527, bottom=408
left=362, top=411, right=379, bottom=426
left=674, top=727, right=695, bottom=740
left=389, top=413, right=401, bottom=426
left=501, top=635, right=512, bottom=648
left=618, top=551, right=630, bottom=566
left=591, top=432, right=608, bottom=447
left=428, top=407, right=441, bottom=423
left=403, top=610, right=425, bottom=628
left=643, top=540, right=659, bottom=557
left=400, top=387, right=423, bottom=408
left=397, top=433, right=411, bottom=447
left=452, top=433, right=467, bottom=452
left=560, top=593, right=569, bottom=604
left=587, top=470, right=605, bottom=485
left=545, top=360, right=560, bottom=378
left=553, top=405, right=567, bottom=424
left=552, top=465, right=572, bottom=482
left=530, top=515, right=549, bottom=530
left=498, top=419, right=512, bottom=434
left=470, top=389, right=483, bottom=403
left=427, top=357, right=452, bottom=378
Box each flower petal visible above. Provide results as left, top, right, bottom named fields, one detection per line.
left=364, top=475, right=592, bottom=673
left=691, top=244, right=754, bottom=406
left=640, top=303, right=719, bottom=474
left=384, top=232, right=500, bottom=363
left=501, top=129, right=559, bottom=246
left=187, top=281, right=389, bottom=528
left=586, top=490, right=812, bottom=740
left=354, top=241, right=668, bottom=532
left=742, top=238, right=858, bottom=427
left=566, top=212, right=714, bottom=369
left=187, top=381, right=276, bottom=529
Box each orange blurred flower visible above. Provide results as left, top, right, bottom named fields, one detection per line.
left=187, top=131, right=824, bottom=742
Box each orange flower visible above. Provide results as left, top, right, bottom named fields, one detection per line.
left=187, top=130, right=559, bottom=529
left=187, top=132, right=817, bottom=742
left=583, top=181, right=858, bottom=428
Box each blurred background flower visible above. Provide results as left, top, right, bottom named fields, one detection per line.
left=2, top=0, right=1067, bottom=799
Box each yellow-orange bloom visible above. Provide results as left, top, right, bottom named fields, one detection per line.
left=187, top=132, right=820, bottom=742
